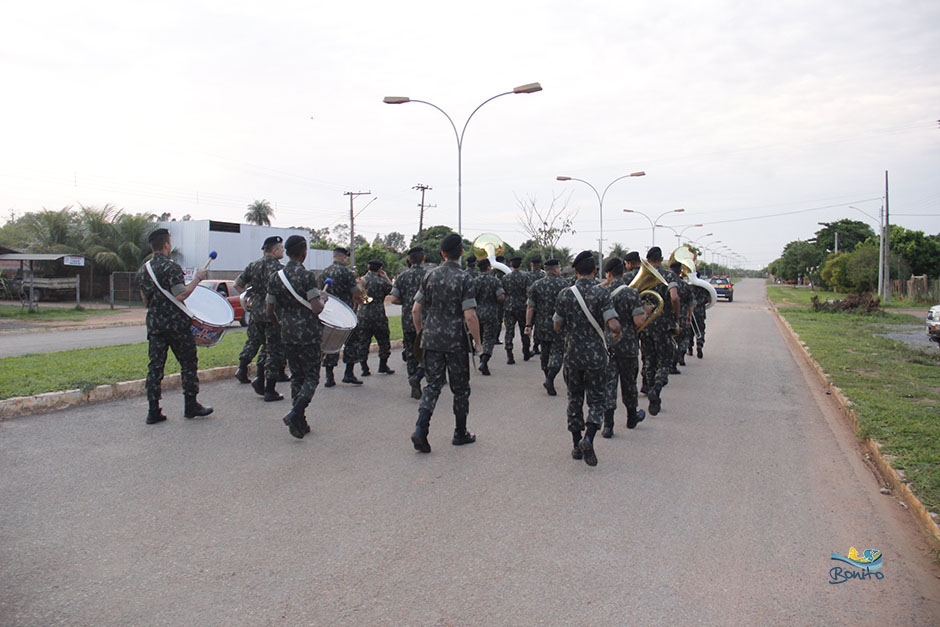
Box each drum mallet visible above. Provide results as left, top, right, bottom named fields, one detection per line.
left=202, top=250, right=218, bottom=270
left=324, top=277, right=333, bottom=292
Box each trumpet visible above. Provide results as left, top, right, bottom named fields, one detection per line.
left=629, top=258, right=668, bottom=333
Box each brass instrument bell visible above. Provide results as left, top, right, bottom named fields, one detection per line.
left=628, top=258, right=668, bottom=333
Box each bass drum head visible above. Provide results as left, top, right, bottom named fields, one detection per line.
left=319, top=297, right=357, bottom=330
left=185, top=285, right=235, bottom=326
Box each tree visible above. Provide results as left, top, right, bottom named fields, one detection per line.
left=516, top=191, right=577, bottom=263
left=383, top=231, right=406, bottom=253
left=889, top=225, right=940, bottom=278
left=352, top=242, right=404, bottom=277
left=773, top=240, right=825, bottom=283
left=410, top=225, right=457, bottom=257
left=19, top=207, right=80, bottom=253
left=245, top=199, right=274, bottom=226
left=813, top=219, right=874, bottom=254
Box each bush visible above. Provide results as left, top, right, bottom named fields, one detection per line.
left=810, top=292, right=882, bottom=314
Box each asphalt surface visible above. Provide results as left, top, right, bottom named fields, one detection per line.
left=2, top=279, right=939, bottom=625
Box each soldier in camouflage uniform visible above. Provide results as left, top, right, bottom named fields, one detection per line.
left=137, top=228, right=212, bottom=424
left=410, top=233, right=482, bottom=454
left=319, top=247, right=365, bottom=386
left=623, top=251, right=641, bottom=285
left=357, top=259, right=395, bottom=376
left=639, top=247, right=681, bottom=416
left=493, top=256, right=506, bottom=345
left=525, top=258, right=567, bottom=395
left=501, top=256, right=532, bottom=364
left=690, top=272, right=709, bottom=358
left=528, top=258, right=545, bottom=356
left=473, top=258, right=505, bottom=376
left=553, top=251, right=622, bottom=467
left=234, top=235, right=285, bottom=402
left=391, top=247, right=427, bottom=399
left=669, top=261, right=694, bottom=371
left=465, top=255, right=479, bottom=281
left=600, top=257, right=650, bottom=438
left=266, top=236, right=327, bottom=439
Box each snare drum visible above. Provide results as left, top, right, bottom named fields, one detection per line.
left=185, top=285, right=235, bottom=347
left=319, top=297, right=358, bottom=354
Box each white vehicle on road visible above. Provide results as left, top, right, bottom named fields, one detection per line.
left=927, top=304, right=940, bottom=347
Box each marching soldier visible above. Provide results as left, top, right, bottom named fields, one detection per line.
left=493, top=256, right=507, bottom=346
left=600, top=257, right=650, bottom=438
left=465, top=255, right=479, bottom=280
left=528, top=258, right=545, bottom=356
left=233, top=235, right=285, bottom=402
left=669, top=261, right=694, bottom=371
left=473, top=258, right=505, bottom=376
left=639, top=247, right=680, bottom=416
left=690, top=272, right=709, bottom=359
left=553, top=251, right=621, bottom=467
left=266, top=236, right=327, bottom=439
left=623, top=251, right=641, bottom=284
left=501, top=256, right=532, bottom=363
left=410, top=233, right=482, bottom=454
left=391, top=247, right=427, bottom=399
left=319, top=247, right=365, bottom=387
left=137, top=228, right=212, bottom=424
left=525, top=258, right=567, bottom=395
left=357, top=259, right=395, bottom=376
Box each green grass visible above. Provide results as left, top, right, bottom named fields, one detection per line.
left=765, top=283, right=914, bottom=310
left=0, top=305, right=127, bottom=321
left=0, top=316, right=403, bottom=400
left=766, top=292, right=940, bottom=514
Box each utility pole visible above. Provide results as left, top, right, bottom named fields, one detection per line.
left=883, top=170, right=890, bottom=302
left=413, top=184, right=434, bottom=234
left=344, top=190, right=371, bottom=268
left=834, top=232, right=839, bottom=254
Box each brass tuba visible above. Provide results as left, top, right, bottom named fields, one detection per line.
left=629, top=258, right=668, bottom=333
left=472, top=233, right=512, bottom=274
left=671, top=244, right=717, bottom=309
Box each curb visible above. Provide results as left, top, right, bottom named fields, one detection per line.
left=768, top=299, right=940, bottom=550
left=0, top=338, right=404, bottom=421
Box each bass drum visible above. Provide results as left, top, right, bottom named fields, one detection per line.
left=185, top=285, right=235, bottom=347
left=319, top=297, right=358, bottom=354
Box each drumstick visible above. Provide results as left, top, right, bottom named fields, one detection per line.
left=324, top=277, right=333, bottom=292
left=202, top=250, right=218, bottom=270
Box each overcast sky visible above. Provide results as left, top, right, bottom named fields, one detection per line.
left=2, top=0, right=938, bottom=268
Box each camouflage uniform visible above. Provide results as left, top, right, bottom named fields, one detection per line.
left=474, top=272, right=505, bottom=358
left=640, top=266, right=680, bottom=389
left=235, top=255, right=284, bottom=380
left=553, top=278, right=618, bottom=434
left=603, top=279, right=644, bottom=414
left=266, top=260, right=323, bottom=409
left=415, top=260, right=477, bottom=420
left=138, top=253, right=199, bottom=405
left=527, top=273, right=568, bottom=381
left=391, top=263, right=427, bottom=379
left=319, top=261, right=363, bottom=367
left=671, top=276, right=693, bottom=368
left=501, top=269, right=532, bottom=358
left=358, top=271, right=393, bottom=361
left=691, top=283, right=709, bottom=353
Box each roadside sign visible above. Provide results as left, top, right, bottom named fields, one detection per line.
left=63, top=255, right=85, bottom=267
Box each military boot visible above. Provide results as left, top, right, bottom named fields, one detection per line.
left=697, top=346, right=703, bottom=359
left=478, top=354, right=491, bottom=376
left=342, top=363, right=363, bottom=385
left=146, top=400, right=167, bottom=424
left=184, top=395, right=213, bottom=418
left=452, top=414, right=476, bottom=446
left=251, top=373, right=265, bottom=396
left=678, top=354, right=686, bottom=366
left=378, top=358, right=395, bottom=375
left=282, top=406, right=305, bottom=439
left=626, top=408, right=646, bottom=429
left=648, top=384, right=662, bottom=416
left=234, top=362, right=251, bottom=384
left=264, top=377, right=284, bottom=402
left=324, top=367, right=336, bottom=388
left=543, top=377, right=557, bottom=396
left=571, top=430, right=583, bottom=460
left=506, top=351, right=515, bottom=365
left=360, top=361, right=371, bottom=376
left=579, top=425, right=598, bottom=467
left=601, top=409, right=615, bottom=438
left=411, top=409, right=432, bottom=453
left=277, top=369, right=291, bottom=382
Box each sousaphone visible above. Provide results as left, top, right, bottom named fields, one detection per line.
left=471, top=233, right=512, bottom=275
left=671, top=244, right=717, bottom=309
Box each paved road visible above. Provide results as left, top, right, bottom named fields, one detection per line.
left=2, top=279, right=939, bottom=625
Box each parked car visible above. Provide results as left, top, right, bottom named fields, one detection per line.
left=201, top=279, right=248, bottom=326
left=709, top=275, right=734, bottom=302
left=927, top=305, right=940, bottom=347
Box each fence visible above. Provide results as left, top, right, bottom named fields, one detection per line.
left=110, top=271, right=144, bottom=306
left=890, top=276, right=939, bottom=304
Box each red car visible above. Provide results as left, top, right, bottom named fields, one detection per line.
left=201, top=280, right=248, bottom=326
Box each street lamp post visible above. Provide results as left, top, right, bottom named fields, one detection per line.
left=849, top=204, right=885, bottom=299
left=556, top=171, right=646, bottom=263
left=656, top=223, right=703, bottom=248
left=623, top=208, right=685, bottom=249
left=384, top=82, right=542, bottom=241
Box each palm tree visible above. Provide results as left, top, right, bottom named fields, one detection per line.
left=21, top=207, right=80, bottom=253
left=245, top=200, right=274, bottom=226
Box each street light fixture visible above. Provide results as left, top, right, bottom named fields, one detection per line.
left=555, top=171, right=646, bottom=263
left=383, top=82, right=542, bottom=241
left=623, top=207, right=684, bottom=248
left=656, top=223, right=703, bottom=248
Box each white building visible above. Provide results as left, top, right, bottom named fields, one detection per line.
left=159, top=220, right=333, bottom=277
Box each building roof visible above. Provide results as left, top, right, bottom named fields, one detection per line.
left=0, top=253, right=71, bottom=262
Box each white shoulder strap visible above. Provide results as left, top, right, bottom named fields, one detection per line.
left=145, top=260, right=194, bottom=318
left=278, top=269, right=313, bottom=311
left=569, top=285, right=606, bottom=348
left=611, top=284, right=629, bottom=298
